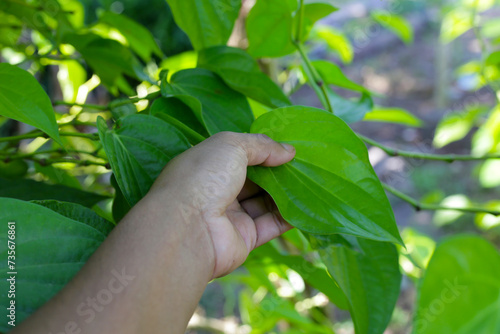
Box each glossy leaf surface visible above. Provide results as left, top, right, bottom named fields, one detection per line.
left=0, top=198, right=112, bottom=332
left=97, top=114, right=191, bottom=206
left=309, top=234, right=401, bottom=334
left=0, top=63, right=62, bottom=145
left=0, top=177, right=108, bottom=207
left=165, top=0, right=240, bottom=50
left=161, top=68, right=254, bottom=134
left=247, top=107, right=402, bottom=245
left=415, top=235, right=500, bottom=334
left=198, top=46, right=291, bottom=108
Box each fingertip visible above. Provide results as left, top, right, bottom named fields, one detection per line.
left=280, top=143, right=295, bottom=154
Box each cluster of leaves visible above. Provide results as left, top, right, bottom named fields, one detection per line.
left=0, top=0, right=499, bottom=333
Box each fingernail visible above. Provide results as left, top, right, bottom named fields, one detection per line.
left=281, top=143, right=295, bottom=153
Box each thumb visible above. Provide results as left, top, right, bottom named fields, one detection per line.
left=235, top=133, right=296, bottom=167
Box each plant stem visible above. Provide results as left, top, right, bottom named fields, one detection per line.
left=31, top=157, right=109, bottom=168
left=0, top=148, right=105, bottom=161
left=0, top=131, right=99, bottom=143
left=53, top=90, right=162, bottom=111
left=292, top=2, right=333, bottom=113
left=295, top=0, right=305, bottom=43
left=359, top=134, right=500, bottom=161
left=53, top=101, right=107, bottom=111
left=383, top=183, right=500, bottom=216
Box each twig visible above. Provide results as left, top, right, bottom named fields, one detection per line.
left=383, top=183, right=500, bottom=216
left=53, top=91, right=161, bottom=112
left=359, top=134, right=500, bottom=161
left=293, top=1, right=333, bottom=113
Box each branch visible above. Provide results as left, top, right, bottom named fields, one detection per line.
left=383, top=183, right=500, bottom=216
left=0, top=131, right=99, bottom=143
left=53, top=90, right=162, bottom=111
left=32, top=157, right=109, bottom=168
left=293, top=1, right=333, bottom=113
left=359, top=134, right=500, bottom=161
left=0, top=148, right=105, bottom=161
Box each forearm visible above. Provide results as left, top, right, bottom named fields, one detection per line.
left=13, top=193, right=214, bottom=334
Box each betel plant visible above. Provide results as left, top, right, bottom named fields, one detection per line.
left=0, top=0, right=500, bottom=333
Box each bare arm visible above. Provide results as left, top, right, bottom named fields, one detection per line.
left=13, top=132, right=295, bottom=334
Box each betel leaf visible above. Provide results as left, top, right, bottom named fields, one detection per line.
left=197, top=46, right=291, bottom=108
left=312, top=60, right=366, bottom=93
left=297, top=1, right=338, bottom=41
left=0, top=63, right=62, bottom=145
left=99, top=11, right=163, bottom=62
left=363, top=107, right=423, bottom=127
left=97, top=114, right=191, bottom=206
left=247, top=107, right=403, bottom=245
left=414, top=235, right=500, bottom=334
left=308, top=234, right=401, bottom=334
left=248, top=243, right=349, bottom=310
left=315, top=26, right=353, bottom=64
left=327, top=89, right=373, bottom=124
left=372, top=11, right=414, bottom=45
left=165, top=0, right=240, bottom=50
left=161, top=68, right=254, bottom=135
left=246, top=0, right=296, bottom=58
left=150, top=97, right=208, bottom=145
left=63, top=33, right=141, bottom=95
left=0, top=177, right=108, bottom=207
left=0, top=198, right=111, bottom=332
left=307, top=61, right=373, bottom=123
left=32, top=200, right=115, bottom=233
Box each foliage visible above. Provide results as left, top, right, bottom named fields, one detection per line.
left=0, top=0, right=499, bottom=333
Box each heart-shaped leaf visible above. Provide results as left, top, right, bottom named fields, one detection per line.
left=308, top=234, right=401, bottom=334
left=0, top=198, right=113, bottom=332
left=97, top=114, right=191, bottom=206
left=165, top=0, right=240, bottom=50
left=197, top=46, right=291, bottom=108
left=161, top=68, right=254, bottom=135
left=247, top=106, right=402, bottom=245
left=0, top=64, right=62, bottom=145
left=0, top=177, right=108, bottom=207
left=415, top=235, right=500, bottom=334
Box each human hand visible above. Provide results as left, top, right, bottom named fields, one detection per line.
left=148, top=132, right=296, bottom=278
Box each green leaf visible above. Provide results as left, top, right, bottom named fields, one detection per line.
left=315, top=27, right=353, bottom=64
left=197, top=46, right=291, bottom=108
left=309, top=234, right=401, bottom=334
left=363, top=107, right=423, bottom=127
left=161, top=68, right=254, bottom=134
left=440, top=8, right=474, bottom=44
left=247, top=106, right=403, bottom=245
left=297, top=2, right=338, bottom=41
left=479, top=160, right=500, bottom=188
left=0, top=63, right=62, bottom=145
left=248, top=243, right=349, bottom=310
left=414, top=235, right=500, bottom=334
left=433, top=194, right=471, bottom=226
left=312, top=60, right=366, bottom=92
left=63, top=33, right=142, bottom=95
left=99, top=11, right=163, bottom=62
left=0, top=177, right=108, bottom=207
left=433, top=106, right=488, bottom=148
left=97, top=115, right=191, bottom=206
left=246, top=0, right=296, bottom=58
left=371, top=11, right=413, bottom=45
left=150, top=97, right=208, bottom=145
left=0, top=198, right=111, bottom=332
left=110, top=174, right=131, bottom=223
left=32, top=200, right=115, bottom=233
left=486, top=51, right=500, bottom=67
left=165, top=0, right=240, bottom=50
left=327, top=89, right=373, bottom=123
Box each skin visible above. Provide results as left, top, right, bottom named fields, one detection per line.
left=13, top=132, right=296, bottom=334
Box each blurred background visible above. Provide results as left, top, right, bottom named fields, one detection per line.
left=2, top=0, right=500, bottom=332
